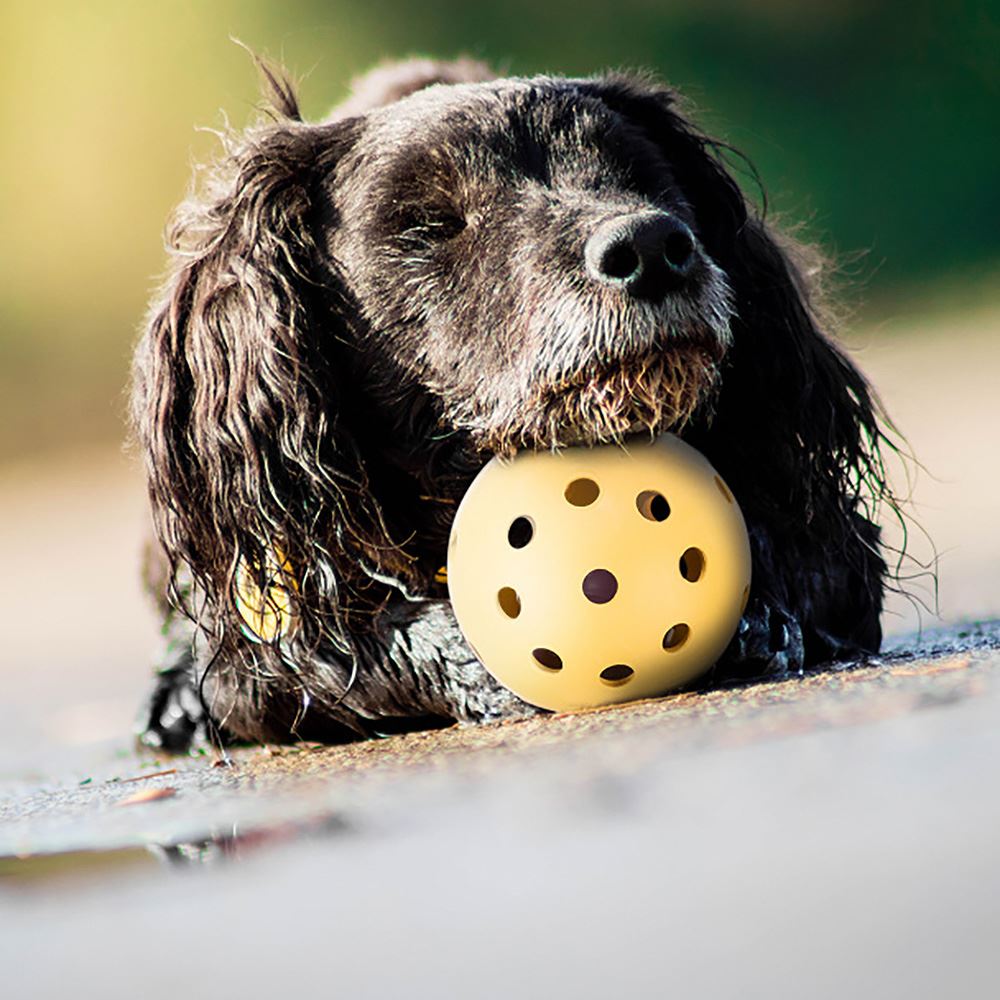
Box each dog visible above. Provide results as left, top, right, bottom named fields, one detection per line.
left=132, top=58, right=894, bottom=750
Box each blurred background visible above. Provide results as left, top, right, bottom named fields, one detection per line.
left=1, top=0, right=997, bottom=774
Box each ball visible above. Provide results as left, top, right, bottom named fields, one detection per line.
left=447, top=434, right=751, bottom=711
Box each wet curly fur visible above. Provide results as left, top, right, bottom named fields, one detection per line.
left=132, top=57, right=895, bottom=749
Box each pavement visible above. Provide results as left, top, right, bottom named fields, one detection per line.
left=2, top=625, right=999, bottom=998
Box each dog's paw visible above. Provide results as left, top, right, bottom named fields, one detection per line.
left=710, top=598, right=805, bottom=684
left=137, top=658, right=206, bottom=753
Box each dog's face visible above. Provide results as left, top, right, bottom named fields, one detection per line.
left=322, top=79, right=735, bottom=454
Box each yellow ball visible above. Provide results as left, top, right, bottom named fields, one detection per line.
left=447, top=434, right=751, bottom=711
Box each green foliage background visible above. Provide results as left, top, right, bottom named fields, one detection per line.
left=1, top=0, right=997, bottom=460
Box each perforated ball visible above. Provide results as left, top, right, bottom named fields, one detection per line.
left=447, top=434, right=751, bottom=711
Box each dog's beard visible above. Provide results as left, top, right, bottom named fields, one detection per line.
left=478, top=342, right=724, bottom=456
left=440, top=259, right=734, bottom=456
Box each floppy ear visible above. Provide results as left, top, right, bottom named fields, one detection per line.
left=579, top=74, right=893, bottom=658
left=131, top=87, right=399, bottom=716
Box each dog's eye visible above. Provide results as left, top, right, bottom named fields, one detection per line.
left=396, top=204, right=467, bottom=243
left=420, top=210, right=468, bottom=241
left=431, top=212, right=467, bottom=239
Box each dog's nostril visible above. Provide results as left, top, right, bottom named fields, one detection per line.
left=599, top=242, right=641, bottom=281
left=586, top=211, right=698, bottom=298
left=663, top=229, right=694, bottom=272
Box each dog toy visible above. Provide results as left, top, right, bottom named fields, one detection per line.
left=447, top=434, right=751, bottom=711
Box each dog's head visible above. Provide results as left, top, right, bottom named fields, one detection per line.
left=134, top=59, right=884, bottom=662
left=325, top=70, right=735, bottom=454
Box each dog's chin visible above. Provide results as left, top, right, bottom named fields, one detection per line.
left=478, top=340, right=725, bottom=456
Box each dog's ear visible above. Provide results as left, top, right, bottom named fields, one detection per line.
left=330, top=57, right=497, bottom=118
left=132, top=93, right=398, bottom=689
left=580, top=73, right=892, bottom=655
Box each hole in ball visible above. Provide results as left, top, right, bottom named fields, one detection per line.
left=565, top=478, right=600, bottom=507
left=714, top=475, right=734, bottom=504
left=497, top=587, right=521, bottom=619
left=679, top=547, right=705, bottom=582
left=532, top=648, right=563, bottom=672
left=636, top=490, right=671, bottom=522
left=600, top=664, right=634, bottom=685
left=740, top=585, right=750, bottom=615
left=582, top=569, right=618, bottom=604
left=662, top=623, right=690, bottom=651
left=507, top=516, right=534, bottom=549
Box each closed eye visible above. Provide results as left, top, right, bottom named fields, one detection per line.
left=394, top=203, right=467, bottom=244
left=417, top=208, right=467, bottom=240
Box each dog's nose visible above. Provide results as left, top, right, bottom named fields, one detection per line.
left=585, top=212, right=697, bottom=299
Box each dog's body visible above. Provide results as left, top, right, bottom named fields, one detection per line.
left=133, top=60, right=892, bottom=750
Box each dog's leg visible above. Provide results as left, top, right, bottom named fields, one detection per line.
left=137, top=613, right=206, bottom=753
left=137, top=597, right=538, bottom=747
left=359, top=598, right=538, bottom=725
left=709, top=596, right=805, bottom=684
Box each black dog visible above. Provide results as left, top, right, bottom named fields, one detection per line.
left=132, top=59, right=894, bottom=750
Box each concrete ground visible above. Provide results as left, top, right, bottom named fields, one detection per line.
left=2, top=634, right=999, bottom=998
left=1, top=302, right=998, bottom=998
